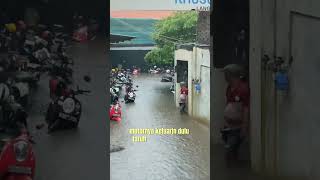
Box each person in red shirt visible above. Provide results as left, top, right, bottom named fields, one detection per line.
left=49, top=75, right=71, bottom=99
left=223, top=64, right=250, bottom=137
left=179, top=82, right=188, bottom=112
left=180, top=83, right=188, bottom=95
left=49, top=77, right=58, bottom=98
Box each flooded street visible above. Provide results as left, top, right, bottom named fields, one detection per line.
left=27, top=38, right=108, bottom=180
left=110, top=74, right=210, bottom=180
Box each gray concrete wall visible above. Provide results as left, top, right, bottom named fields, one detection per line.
left=211, top=68, right=227, bottom=143
left=192, top=47, right=210, bottom=122
left=196, top=11, right=210, bottom=45
left=250, top=0, right=320, bottom=177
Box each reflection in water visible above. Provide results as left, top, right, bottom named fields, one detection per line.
left=110, top=74, right=210, bottom=180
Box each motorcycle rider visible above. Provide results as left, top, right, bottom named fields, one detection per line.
left=222, top=64, right=250, bottom=160
left=49, top=74, right=71, bottom=100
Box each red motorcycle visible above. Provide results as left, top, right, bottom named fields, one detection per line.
left=109, top=102, right=122, bottom=121
left=0, top=129, right=35, bottom=180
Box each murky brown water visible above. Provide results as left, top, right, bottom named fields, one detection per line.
left=110, top=74, right=210, bottom=180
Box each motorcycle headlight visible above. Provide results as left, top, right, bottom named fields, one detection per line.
left=62, top=98, right=75, bottom=114
left=14, top=141, right=29, bottom=162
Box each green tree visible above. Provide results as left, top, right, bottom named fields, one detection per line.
left=145, top=11, right=198, bottom=66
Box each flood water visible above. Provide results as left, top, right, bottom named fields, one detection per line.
left=110, top=74, right=210, bottom=180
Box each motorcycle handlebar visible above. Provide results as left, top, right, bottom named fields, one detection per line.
left=77, top=89, right=91, bottom=94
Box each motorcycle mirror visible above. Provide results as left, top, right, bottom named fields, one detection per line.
left=84, top=75, right=91, bottom=82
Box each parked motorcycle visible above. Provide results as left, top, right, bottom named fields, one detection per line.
left=161, top=74, right=173, bottom=82
left=46, top=87, right=90, bottom=132
left=124, top=90, right=136, bottom=104
left=0, top=128, right=35, bottom=180
left=46, top=76, right=91, bottom=132
left=109, top=102, right=122, bottom=121
left=0, top=91, right=31, bottom=180
left=0, top=93, right=28, bottom=132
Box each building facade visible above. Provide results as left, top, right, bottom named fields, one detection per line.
left=250, top=0, right=320, bottom=178
left=213, top=0, right=320, bottom=178
left=173, top=11, right=211, bottom=123
left=174, top=45, right=210, bottom=123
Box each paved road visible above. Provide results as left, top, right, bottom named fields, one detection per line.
left=27, top=38, right=108, bottom=180
left=110, top=74, right=210, bottom=180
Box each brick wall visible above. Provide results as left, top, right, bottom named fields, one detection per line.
left=196, top=11, right=210, bottom=45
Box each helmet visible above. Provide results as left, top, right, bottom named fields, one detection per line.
left=5, top=23, right=16, bottom=33
left=223, top=64, right=245, bottom=78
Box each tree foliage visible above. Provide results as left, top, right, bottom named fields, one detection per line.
left=145, top=11, right=198, bottom=66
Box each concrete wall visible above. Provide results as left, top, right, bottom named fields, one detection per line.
left=211, top=68, right=227, bottom=143
left=192, top=47, right=210, bottom=122
left=250, top=0, right=320, bottom=178
left=196, top=11, right=210, bottom=45
left=110, top=50, right=150, bottom=71
left=174, top=46, right=210, bottom=123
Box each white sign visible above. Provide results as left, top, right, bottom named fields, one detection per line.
left=111, top=0, right=210, bottom=11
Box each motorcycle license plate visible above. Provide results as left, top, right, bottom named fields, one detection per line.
left=59, top=112, right=77, bottom=122
left=8, top=166, right=32, bottom=175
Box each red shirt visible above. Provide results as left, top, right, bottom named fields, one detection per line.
left=49, top=79, right=58, bottom=95
left=49, top=79, right=71, bottom=97
left=226, top=81, right=250, bottom=107
left=180, top=87, right=188, bottom=95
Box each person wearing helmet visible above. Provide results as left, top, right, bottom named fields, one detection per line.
left=222, top=64, right=250, bottom=159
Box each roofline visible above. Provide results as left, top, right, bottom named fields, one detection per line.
left=110, top=46, right=156, bottom=51
left=110, top=33, right=136, bottom=38
left=110, top=43, right=156, bottom=47
left=175, top=43, right=210, bottom=50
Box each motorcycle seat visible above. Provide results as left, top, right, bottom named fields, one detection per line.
left=14, top=72, right=35, bottom=82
